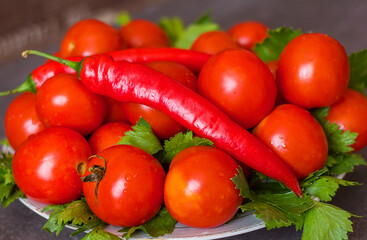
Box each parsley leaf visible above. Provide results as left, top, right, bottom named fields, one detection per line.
left=231, top=167, right=251, bottom=199
left=302, top=201, right=354, bottom=240
left=160, top=12, right=219, bottom=49
left=115, top=11, right=131, bottom=27
left=253, top=27, right=302, bottom=62
left=327, top=153, right=366, bottom=175
left=120, top=207, right=176, bottom=239
left=82, top=224, right=122, bottom=240
left=0, top=152, right=25, bottom=208
left=312, top=107, right=357, bottom=153
left=117, top=118, right=163, bottom=155
left=348, top=49, right=367, bottom=95
left=42, top=199, right=102, bottom=236
left=162, top=131, right=213, bottom=164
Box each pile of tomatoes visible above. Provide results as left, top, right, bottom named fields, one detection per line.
left=4, top=16, right=367, bottom=231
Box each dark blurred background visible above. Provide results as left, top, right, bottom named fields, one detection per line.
left=0, top=0, right=366, bottom=240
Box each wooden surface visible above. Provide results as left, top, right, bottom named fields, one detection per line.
left=0, top=0, right=366, bottom=239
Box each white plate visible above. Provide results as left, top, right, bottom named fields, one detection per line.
left=19, top=198, right=265, bottom=239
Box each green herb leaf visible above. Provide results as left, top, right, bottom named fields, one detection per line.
left=115, top=11, right=131, bottom=27
left=348, top=49, right=367, bottom=94
left=304, top=177, right=340, bottom=202
left=253, top=27, right=302, bottom=62
left=120, top=207, right=176, bottom=239
left=327, top=153, right=366, bottom=175
left=231, top=167, right=250, bottom=199
left=0, top=152, right=25, bottom=208
left=175, top=23, right=219, bottom=49
left=312, top=107, right=358, bottom=153
left=302, top=201, right=354, bottom=240
left=117, top=118, right=163, bottom=155
left=42, top=199, right=102, bottom=236
left=162, top=131, right=213, bottom=164
left=82, top=225, right=121, bottom=240
left=159, top=16, right=185, bottom=45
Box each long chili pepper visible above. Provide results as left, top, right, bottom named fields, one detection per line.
left=30, top=48, right=211, bottom=89
left=23, top=50, right=303, bottom=197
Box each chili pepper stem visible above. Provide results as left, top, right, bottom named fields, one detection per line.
left=0, top=75, right=37, bottom=96
left=22, top=50, right=82, bottom=73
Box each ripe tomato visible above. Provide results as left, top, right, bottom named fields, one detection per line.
left=103, top=97, right=129, bottom=123
left=4, top=92, right=45, bottom=150
left=88, top=121, right=131, bottom=154
left=164, top=146, right=242, bottom=228
left=82, top=145, right=166, bottom=227
left=198, top=48, right=276, bottom=129
left=276, top=33, right=350, bottom=109
left=190, top=30, right=241, bottom=55
left=123, top=61, right=198, bottom=139
left=227, top=21, right=268, bottom=49
left=59, top=19, right=124, bottom=58
left=119, top=19, right=170, bottom=48
left=252, top=104, right=328, bottom=179
left=325, top=89, right=367, bottom=152
left=36, top=73, right=107, bottom=135
left=12, top=127, right=91, bottom=204
left=265, top=60, right=287, bottom=106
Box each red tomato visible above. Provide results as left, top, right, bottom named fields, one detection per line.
left=325, top=89, right=367, bottom=152
left=12, top=127, right=91, bottom=204
left=82, top=145, right=166, bottom=227
left=190, top=30, right=241, bottom=55
left=119, top=19, right=170, bottom=48
left=227, top=21, right=268, bottom=49
left=36, top=73, right=107, bottom=135
left=88, top=122, right=132, bottom=154
left=4, top=92, right=46, bottom=150
left=252, top=104, right=328, bottom=179
left=276, top=33, right=350, bottom=109
left=59, top=19, right=124, bottom=58
left=198, top=48, right=276, bottom=129
left=164, top=146, right=242, bottom=228
left=103, top=97, right=129, bottom=123
left=123, top=61, right=198, bottom=139
left=265, top=60, right=287, bottom=106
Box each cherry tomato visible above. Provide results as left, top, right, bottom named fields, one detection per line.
left=198, top=48, right=276, bottom=129
left=4, top=92, right=46, bottom=150
left=119, top=19, right=170, bottom=48
left=265, top=60, right=287, bottom=106
left=276, top=33, right=350, bottom=109
left=59, top=19, right=124, bottom=58
left=12, top=127, right=91, bottom=204
left=325, top=89, right=367, bottom=152
left=35, top=73, right=107, bottom=135
left=123, top=61, right=198, bottom=139
left=252, top=104, right=328, bottom=179
left=82, top=145, right=166, bottom=227
left=227, top=21, right=268, bottom=49
left=88, top=121, right=131, bottom=154
left=190, top=30, right=241, bottom=55
left=164, top=146, right=242, bottom=228
left=103, top=97, right=129, bottom=123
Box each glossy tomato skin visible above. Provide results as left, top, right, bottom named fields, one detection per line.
left=4, top=92, right=46, bottom=150
left=88, top=121, right=132, bottom=154
left=36, top=73, right=107, bottom=136
left=119, top=19, right=170, bottom=48
left=227, top=21, right=268, bottom=49
left=59, top=19, right=124, bottom=58
left=123, top=61, right=198, bottom=140
left=198, top=48, right=276, bottom=129
left=12, top=127, right=91, bottom=204
left=164, top=146, right=242, bottom=228
left=325, top=89, right=367, bottom=152
left=83, top=145, right=166, bottom=227
left=252, top=104, right=328, bottom=179
left=190, top=30, right=241, bottom=55
left=277, top=33, right=350, bottom=109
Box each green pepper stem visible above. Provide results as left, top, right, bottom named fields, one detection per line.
left=0, top=75, right=37, bottom=96
left=22, top=50, right=81, bottom=72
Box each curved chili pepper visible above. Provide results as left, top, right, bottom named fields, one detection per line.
left=30, top=48, right=211, bottom=89
left=23, top=50, right=303, bottom=197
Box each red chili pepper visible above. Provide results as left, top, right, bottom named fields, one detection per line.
left=30, top=48, right=210, bottom=89
left=23, top=50, right=303, bottom=197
